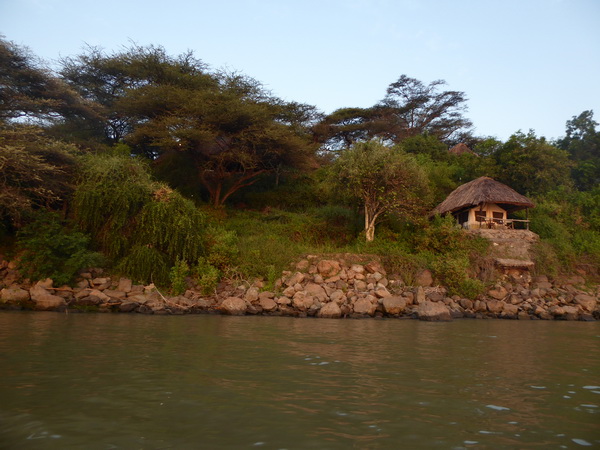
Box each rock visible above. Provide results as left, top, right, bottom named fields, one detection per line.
left=574, top=294, right=597, bottom=312
left=374, top=287, right=391, bottom=298
left=535, top=281, right=553, bottom=290
left=417, top=301, right=452, bottom=321
left=295, top=259, right=310, bottom=271
left=220, top=297, right=247, bottom=315
left=34, top=293, right=66, bottom=311
left=285, top=272, right=305, bottom=287
left=329, top=290, right=346, bottom=305
left=304, top=283, right=327, bottom=300
left=92, top=277, right=109, bottom=286
left=415, top=269, right=433, bottom=287
left=365, top=261, right=386, bottom=275
left=292, top=293, right=314, bottom=310
left=119, top=301, right=138, bottom=312
left=282, top=286, right=296, bottom=297
left=103, top=289, right=127, bottom=300
left=317, top=260, right=341, bottom=277
left=353, top=298, right=376, bottom=316
left=486, top=299, right=504, bottom=314
left=459, top=298, right=473, bottom=310
left=350, top=264, right=365, bottom=274
left=318, top=302, right=342, bottom=318
left=244, top=287, right=260, bottom=302
left=382, top=296, right=406, bottom=315
left=89, top=289, right=110, bottom=302
left=427, top=291, right=444, bottom=303
left=1, top=287, right=30, bottom=303
left=502, top=303, right=519, bottom=316
left=276, top=296, right=292, bottom=305
left=354, top=280, right=367, bottom=291
left=77, top=295, right=102, bottom=306
left=415, top=286, right=425, bottom=305
left=258, top=291, right=274, bottom=300
left=488, top=286, right=508, bottom=300
left=259, top=297, right=278, bottom=312
left=117, top=278, right=133, bottom=293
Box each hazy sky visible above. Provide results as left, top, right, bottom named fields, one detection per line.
left=2, top=0, right=599, bottom=141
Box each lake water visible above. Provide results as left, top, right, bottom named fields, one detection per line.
left=0, top=312, right=598, bottom=449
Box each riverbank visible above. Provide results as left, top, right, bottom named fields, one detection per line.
left=1, top=254, right=598, bottom=321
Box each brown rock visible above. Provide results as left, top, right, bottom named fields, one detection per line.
left=382, top=296, right=406, bottom=315
left=574, top=294, right=597, bottom=312
left=76, top=295, right=102, bottom=306
left=259, top=297, right=278, bottom=312
left=295, top=259, right=310, bottom=271
left=350, top=264, right=365, bottom=274
left=103, top=289, right=127, bottom=300
left=417, top=301, right=452, bottom=321
left=304, top=283, right=327, bottom=300
left=244, top=287, right=260, bottom=302
left=486, top=299, right=504, bottom=313
left=502, top=303, right=519, bottom=316
left=276, top=296, right=292, bottom=305
left=353, top=298, right=376, bottom=316
left=415, top=286, right=425, bottom=305
left=459, top=298, right=473, bottom=310
left=365, top=261, right=386, bottom=275
left=318, top=302, right=342, bottom=318
left=317, top=260, right=341, bottom=277
left=329, top=290, right=346, bottom=305
left=1, top=287, right=30, bottom=303
left=119, top=301, right=138, bottom=312
left=488, top=286, right=508, bottom=300
left=221, top=297, right=247, bottom=315
left=415, top=269, right=433, bottom=287
left=34, top=293, right=66, bottom=311
left=117, top=278, right=133, bottom=293
left=374, top=287, right=391, bottom=298
left=285, top=272, right=305, bottom=287
left=292, top=292, right=314, bottom=310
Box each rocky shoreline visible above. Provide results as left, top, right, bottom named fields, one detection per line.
left=1, top=255, right=598, bottom=321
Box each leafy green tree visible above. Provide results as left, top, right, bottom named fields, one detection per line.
left=0, top=37, right=90, bottom=124
left=0, top=125, right=78, bottom=231
left=332, top=140, right=430, bottom=241
left=375, top=75, right=472, bottom=142
left=494, top=130, right=573, bottom=196
left=556, top=110, right=600, bottom=191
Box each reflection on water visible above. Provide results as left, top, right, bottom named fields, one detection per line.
left=0, top=312, right=598, bottom=449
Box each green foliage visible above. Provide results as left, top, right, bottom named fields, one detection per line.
left=73, top=153, right=212, bottom=285
left=115, top=245, right=169, bottom=285
left=332, top=139, right=431, bottom=241
left=0, top=125, right=79, bottom=230
left=204, top=226, right=239, bottom=270
left=495, top=130, right=573, bottom=196
left=16, top=211, right=103, bottom=286
left=169, top=257, right=190, bottom=296
left=192, top=257, right=220, bottom=295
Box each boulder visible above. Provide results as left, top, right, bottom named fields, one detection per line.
left=285, top=272, right=305, bottom=287
left=382, top=296, right=406, bottom=315
left=415, top=269, right=433, bottom=287
left=317, top=260, right=341, bottom=278
left=76, top=295, right=102, bottom=306
left=353, top=298, right=376, bottom=316
left=221, top=297, right=247, bottom=315
left=502, top=303, right=519, bottom=316
left=117, top=278, right=133, bottom=293
left=365, top=261, right=386, bottom=275
left=486, top=299, right=504, bottom=314
left=488, top=286, right=508, bottom=300
left=259, top=297, right=277, bottom=312
left=574, top=294, right=597, bottom=312
left=329, top=290, right=346, bottom=305
left=417, top=301, right=452, bottom=321
left=292, top=293, right=314, bottom=310
left=244, top=287, right=260, bottom=302
left=318, top=302, right=342, bottom=318
left=374, top=287, right=391, bottom=298
left=119, top=301, right=138, bottom=312
left=304, top=283, right=327, bottom=300
left=34, top=293, right=66, bottom=311
left=1, top=287, right=30, bottom=304
left=415, top=286, right=426, bottom=305
left=350, top=264, right=365, bottom=274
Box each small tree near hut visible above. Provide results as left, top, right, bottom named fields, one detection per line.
left=333, top=140, right=430, bottom=241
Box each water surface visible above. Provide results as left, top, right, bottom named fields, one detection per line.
left=0, top=312, right=598, bottom=448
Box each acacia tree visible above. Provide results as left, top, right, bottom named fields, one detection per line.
left=333, top=140, right=430, bottom=241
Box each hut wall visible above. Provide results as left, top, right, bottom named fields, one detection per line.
left=465, top=203, right=506, bottom=229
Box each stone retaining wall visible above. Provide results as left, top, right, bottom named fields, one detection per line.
left=1, top=255, right=598, bottom=321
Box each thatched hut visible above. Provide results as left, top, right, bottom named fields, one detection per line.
left=430, top=177, right=534, bottom=229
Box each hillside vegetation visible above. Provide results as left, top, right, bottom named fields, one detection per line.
left=1, top=38, right=598, bottom=297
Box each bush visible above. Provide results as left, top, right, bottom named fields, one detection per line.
left=193, top=257, right=220, bottom=295
left=16, top=211, right=103, bottom=286
left=169, top=257, right=190, bottom=295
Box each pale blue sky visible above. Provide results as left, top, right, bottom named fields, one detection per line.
left=1, top=0, right=599, bottom=141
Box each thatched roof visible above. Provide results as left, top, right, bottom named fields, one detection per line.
left=430, top=177, right=534, bottom=217
left=449, top=143, right=477, bottom=156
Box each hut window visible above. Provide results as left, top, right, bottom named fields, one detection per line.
left=493, top=211, right=503, bottom=219
left=475, top=210, right=487, bottom=221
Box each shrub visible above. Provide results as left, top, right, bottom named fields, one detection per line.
left=169, top=257, right=190, bottom=296
left=16, top=211, right=103, bottom=286
left=193, top=257, right=220, bottom=295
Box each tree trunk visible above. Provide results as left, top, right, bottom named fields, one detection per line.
left=364, top=205, right=379, bottom=242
